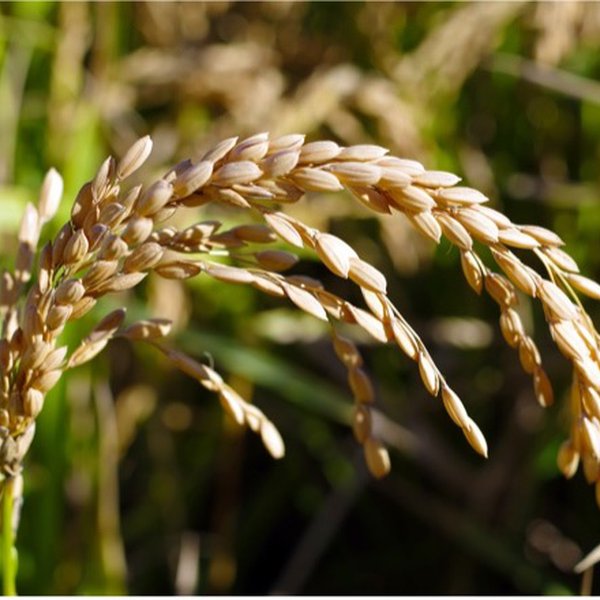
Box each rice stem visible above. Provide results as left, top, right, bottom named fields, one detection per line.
left=2, top=477, right=17, bottom=596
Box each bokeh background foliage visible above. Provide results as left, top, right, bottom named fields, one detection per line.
left=1, top=1, right=600, bottom=594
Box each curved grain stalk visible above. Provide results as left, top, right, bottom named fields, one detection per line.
left=1, top=133, right=600, bottom=587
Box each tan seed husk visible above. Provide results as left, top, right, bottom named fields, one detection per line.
left=91, top=156, right=115, bottom=201
left=212, top=161, right=263, bottom=187
left=98, top=235, right=129, bottom=261
left=121, top=217, right=154, bottom=246
left=415, top=170, right=461, bottom=188
left=62, top=229, right=89, bottom=265
left=172, top=161, right=213, bottom=198
left=155, top=262, right=202, bottom=280
left=344, top=305, right=388, bottom=343
left=441, top=385, right=469, bottom=428
left=54, top=279, right=85, bottom=305
left=229, top=134, right=269, bottom=162
left=263, top=213, right=304, bottom=248
left=290, top=167, right=344, bottom=192
left=123, top=242, right=164, bottom=272
left=135, top=180, right=173, bottom=216
left=484, top=273, right=516, bottom=307
left=499, top=308, right=524, bottom=348
left=30, top=369, right=62, bottom=394
left=123, top=319, right=173, bottom=341
left=376, top=156, right=424, bottom=176
left=232, top=224, right=276, bottom=244
left=219, top=389, right=245, bottom=425
left=557, top=440, right=580, bottom=479
left=436, top=212, right=473, bottom=250
left=538, top=280, right=578, bottom=321
left=456, top=207, right=499, bottom=243
left=543, top=246, right=580, bottom=273
left=348, top=257, right=387, bottom=294
left=255, top=250, right=299, bottom=272
left=71, top=183, right=94, bottom=228
left=38, top=168, right=63, bottom=223
left=261, top=149, right=299, bottom=178
left=460, top=251, right=483, bottom=294
left=251, top=274, right=286, bottom=298
left=352, top=406, right=372, bottom=443
left=566, top=273, right=600, bottom=301
left=390, top=319, right=418, bottom=360
left=268, top=134, right=305, bottom=152
left=498, top=228, right=540, bottom=249
left=362, top=289, right=385, bottom=321
left=69, top=296, right=97, bottom=320
left=260, top=420, right=285, bottom=459
left=463, top=418, right=488, bottom=458
left=518, top=337, right=541, bottom=374
left=349, top=186, right=391, bottom=214
left=492, top=249, right=538, bottom=297
left=378, top=166, right=412, bottom=189
left=200, top=136, right=238, bottom=163
left=99, top=272, right=148, bottom=293
left=23, top=387, right=44, bottom=418
left=418, top=352, right=439, bottom=396
left=82, top=260, right=119, bottom=290
left=337, top=144, right=388, bottom=162
left=520, top=225, right=564, bottom=247
left=348, top=367, right=375, bottom=404
left=332, top=334, right=362, bottom=368
left=44, top=346, right=68, bottom=371
left=117, top=135, right=153, bottom=180
left=314, top=233, right=357, bottom=278
left=206, top=264, right=255, bottom=285
left=533, top=367, right=554, bottom=407
left=298, top=140, right=341, bottom=164
left=283, top=284, right=328, bottom=322
left=388, top=185, right=436, bottom=212
left=325, top=162, right=382, bottom=186
left=437, top=186, right=488, bottom=206
left=46, top=304, right=73, bottom=330
left=364, top=438, right=391, bottom=479
left=406, top=211, right=442, bottom=243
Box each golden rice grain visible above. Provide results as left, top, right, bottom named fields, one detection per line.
left=406, top=210, right=442, bottom=243
left=348, top=367, right=375, bottom=404
left=441, top=385, right=469, bottom=429
left=363, top=438, right=391, bottom=478
left=298, top=140, right=341, bottom=164
left=557, top=440, right=580, bottom=479
left=255, top=250, right=299, bottom=272
left=283, top=284, right=328, bottom=322
left=418, top=352, right=439, bottom=396
left=462, top=418, right=488, bottom=458
left=348, top=257, right=387, bottom=294
left=38, top=168, right=64, bottom=223
left=566, top=273, right=600, bottom=300
left=456, top=207, right=499, bottom=243
left=117, top=136, right=153, bottom=180
left=290, top=167, right=345, bottom=192
left=352, top=405, right=372, bottom=443
left=260, top=420, right=285, bottom=459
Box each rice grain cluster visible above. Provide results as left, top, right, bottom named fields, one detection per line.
left=1, top=132, right=600, bottom=519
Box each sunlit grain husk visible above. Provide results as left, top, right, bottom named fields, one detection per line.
left=117, top=136, right=153, bottom=180
left=364, top=438, right=391, bottom=479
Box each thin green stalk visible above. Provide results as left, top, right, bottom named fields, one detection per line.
left=2, top=477, right=16, bottom=596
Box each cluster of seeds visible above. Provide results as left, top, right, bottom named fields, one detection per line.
left=1, top=132, right=599, bottom=508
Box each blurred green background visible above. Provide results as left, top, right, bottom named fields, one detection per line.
left=1, top=1, right=600, bottom=594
